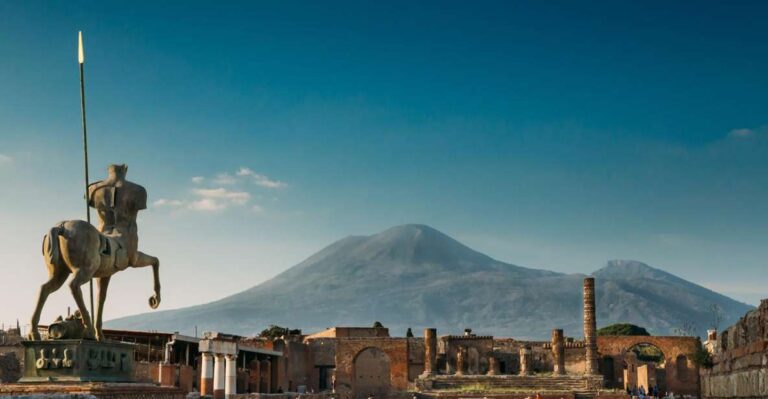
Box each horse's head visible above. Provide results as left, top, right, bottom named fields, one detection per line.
left=107, top=164, right=128, bottom=181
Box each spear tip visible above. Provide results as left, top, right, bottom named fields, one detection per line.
left=78, top=31, right=85, bottom=64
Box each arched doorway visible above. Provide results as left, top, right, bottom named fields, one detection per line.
left=624, top=343, right=666, bottom=393
left=676, top=355, right=689, bottom=383
left=600, top=356, right=616, bottom=387
left=353, top=348, right=391, bottom=399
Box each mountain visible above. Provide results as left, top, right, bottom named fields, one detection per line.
left=107, top=224, right=753, bottom=339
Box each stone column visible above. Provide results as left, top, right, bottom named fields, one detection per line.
left=225, top=354, right=237, bottom=398
left=487, top=356, right=499, bottom=375
left=262, top=358, right=272, bottom=393
left=455, top=346, right=465, bottom=376
left=422, top=328, right=437, bottom=377
left=519, top=346, right=532, bottom=375
left=583, top=277, right=598, bottom=375
left=551, top=329, right=565, bottom=375
left=214, top=354, right=226, bottom=399
left=201, top=352, right=214, bottom=395
left=249, top=359, right=261, bottom=393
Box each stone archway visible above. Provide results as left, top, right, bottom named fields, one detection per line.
left=353, top=347, right=391, bottom=399
left=597, top=336, right=700, bottom=396
left=623, top=342, right=667, bottom=392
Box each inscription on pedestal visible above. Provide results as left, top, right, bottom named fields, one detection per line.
left=21, top=340, right=135, bottom=382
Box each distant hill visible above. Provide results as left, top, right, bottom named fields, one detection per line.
left=107, top=224, right=753, bottom=339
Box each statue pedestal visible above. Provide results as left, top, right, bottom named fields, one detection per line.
left=0, top=382, right=185, bottom=399
left=20, top=339, right=135, bottom=383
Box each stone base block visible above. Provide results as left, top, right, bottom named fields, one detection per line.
left=159, top=363, right=176, bottom=387
left=0, top=382, right=185, bottom=399
left=178, top=365, right=195, bottom=392
left=20, top=339, right=136, bottom=383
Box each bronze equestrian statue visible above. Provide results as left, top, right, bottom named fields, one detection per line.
left=29, top=164, right=160, bottom=341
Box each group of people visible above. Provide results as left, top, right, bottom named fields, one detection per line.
left=626, top=384, right=682, bottom=399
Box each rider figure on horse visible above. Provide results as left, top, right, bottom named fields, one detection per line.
left=88, top=164, right=146, bottom=271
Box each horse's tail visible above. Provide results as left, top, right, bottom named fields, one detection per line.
left=42, top=224, right=63, bottom=266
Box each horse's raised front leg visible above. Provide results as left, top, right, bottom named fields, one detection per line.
left=133, top=251, right=161, bottom=309
left=30, top=266, right=69, bottom=340
left=69, top=270, right=96, bottom=340
left=94, top=276, right=111, bottom=341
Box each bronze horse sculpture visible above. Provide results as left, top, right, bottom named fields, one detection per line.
left=29, top=164, right=160, bottom=341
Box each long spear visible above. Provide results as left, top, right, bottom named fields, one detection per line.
left=78, top=31, right=95, bottom=320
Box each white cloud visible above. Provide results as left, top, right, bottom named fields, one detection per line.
left=0, top=154, right=13, bottom=164
left=188, top=198, right=226, bottom=212
left=156, top=168, right=286, bottom=214
left=728, top=128, right=754, bottom=138
left=213, top=173, right=237, bottom=185
left=154, top=188, right=251, bottom=212
left=193, top=188, right=250, bottom=205
left=154, top=198, right=185, bottom=207
left=236, top=167, right=287, bottom=189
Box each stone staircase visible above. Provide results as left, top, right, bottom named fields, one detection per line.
left=416, top=374, right=605, bottom=398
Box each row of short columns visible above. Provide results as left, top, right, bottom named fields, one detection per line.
left=200, top=338, right=239, bottom=399
left=200, top=352, right=237, bottom=398
left=420, top=327, right=540, bottom=377
left=417, top=278, right=597, bottom=378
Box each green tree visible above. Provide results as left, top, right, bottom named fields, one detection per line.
left=597, top=323, right=651, bottom=336
left=259, top=325, right=291, bottom=340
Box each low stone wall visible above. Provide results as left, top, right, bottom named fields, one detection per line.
left=416, top=392, right=628, bottom=399
left=416, top=392, right=576, bottom=399
left=0, top=382, right=185, bottom=399
left=701, top=368, right=768, bottom=398
left=132, top=361, right=161, bottom=383
left=0, top=348, right=23, bottom=382
left=232, top=392, right=337, bottom=399
left=700, top=299, right=768, bottom=399
left=0, top=332, right=24, bottom=383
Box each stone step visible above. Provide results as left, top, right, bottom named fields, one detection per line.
left=420, top=375, right=603, bottom=392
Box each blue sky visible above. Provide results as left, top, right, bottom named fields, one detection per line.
left=1, top=1, right=767, bottom=330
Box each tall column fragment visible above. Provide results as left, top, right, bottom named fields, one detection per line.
left=583, top=277, right=598, bottom=375
left=551, top=329, right=565, bottom=375
left=487, top=356, right=499, bottom=375
left=519, top=346, right=532, bottom=375
left=422, top=328, right=437, bottom=377
left=455, top=346, right=465, bottom=376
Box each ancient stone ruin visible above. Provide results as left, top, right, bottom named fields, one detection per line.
left=700, top=299, right=768, bottom=398
left=1, top=277, right=707, bottom=398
